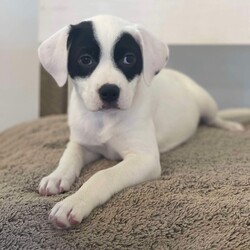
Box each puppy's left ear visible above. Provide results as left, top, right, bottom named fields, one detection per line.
left=131, top=26, right=169, bottom=85
left=38, top=26, right=70, bottom=87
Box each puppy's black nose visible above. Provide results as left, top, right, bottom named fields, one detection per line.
left=99, top=84, right=120, bottom=103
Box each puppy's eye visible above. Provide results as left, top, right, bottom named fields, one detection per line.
left=78, top=54, right=93, bottom=66
left=122, top=53, right=136, bottom=65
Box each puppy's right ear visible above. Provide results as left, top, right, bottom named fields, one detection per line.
left=38, top=26, right=70, bottom=87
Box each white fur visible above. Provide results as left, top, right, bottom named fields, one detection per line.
left=38, top=15, right=248, bottom=229
left=38, top=26, right=70, bottom=87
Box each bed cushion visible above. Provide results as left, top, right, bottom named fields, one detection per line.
left=0, top=115, right=250, bottom=249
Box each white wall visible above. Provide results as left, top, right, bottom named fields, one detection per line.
left=39, top=0, right=250, bottom=44
left=0, top=0, right=39, bottom=132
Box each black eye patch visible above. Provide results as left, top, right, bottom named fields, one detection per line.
left=113, top=33, right=143, bottom=81
left=67, top=21, right=100, bottom=79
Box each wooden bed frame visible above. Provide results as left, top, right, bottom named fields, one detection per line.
left=40, top=65, right=68, bottom=116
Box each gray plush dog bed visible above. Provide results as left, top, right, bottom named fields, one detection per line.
left=0, top=115, right=250, bottom=249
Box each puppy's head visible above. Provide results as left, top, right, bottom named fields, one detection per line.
left=39, top=15, right=169, bottom=111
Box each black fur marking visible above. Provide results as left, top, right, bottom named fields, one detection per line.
left=67, top=21, right=100, bottom=79
left=113, top=33, right=143, bottom=81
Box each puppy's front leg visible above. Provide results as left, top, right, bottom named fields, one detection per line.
left=38, top=141, right=100, bottom=196
left=49, top=152, right=161, bottom=228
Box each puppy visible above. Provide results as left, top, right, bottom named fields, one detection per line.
left=38, top=15, right=247, bottom=229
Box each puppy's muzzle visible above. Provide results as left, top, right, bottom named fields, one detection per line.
left=98, top=84, right=120, bottom=107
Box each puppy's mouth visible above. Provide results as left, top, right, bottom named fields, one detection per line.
left=101, top=102, right=120, bottom=110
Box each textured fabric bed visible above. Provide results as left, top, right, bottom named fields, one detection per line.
left=0, top=115, right=250, bottom=249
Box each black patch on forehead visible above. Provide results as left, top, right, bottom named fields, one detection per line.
left=67, top=21, right=100, bottom=79
left=113, top=33, right=143, bottom=81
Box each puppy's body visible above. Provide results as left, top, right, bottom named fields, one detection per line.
left=38, top=15, right=247, bottom=229
left=69, top=68, right=237, bottom=158
left=69, top=69, right=199, bottom=157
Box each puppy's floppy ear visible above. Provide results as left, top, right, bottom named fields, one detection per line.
left=131, top=26, right=169, bottom=85
left=38, top=26, right=70, bottom=87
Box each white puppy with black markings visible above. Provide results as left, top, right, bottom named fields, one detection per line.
left=38, top=15, right=249, bottom=229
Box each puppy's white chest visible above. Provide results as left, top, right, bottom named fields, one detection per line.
left=70, top=114, right=114, bottom=144
left=71, top=126, right=121, bottom=160
left=69, top=106, right=121, bottom=160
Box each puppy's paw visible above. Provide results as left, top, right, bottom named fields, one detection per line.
left=48, top=194, right=91, bottom=228
left=38, top=173, right=76, bottom=196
